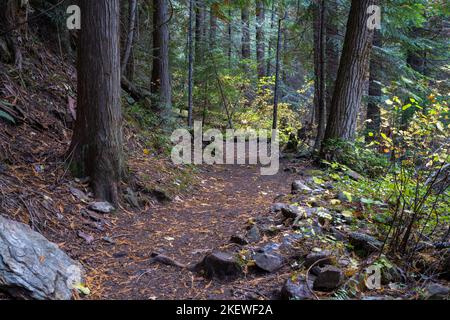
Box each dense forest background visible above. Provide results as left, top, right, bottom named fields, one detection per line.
left=0, top=0, right=449, bottom=301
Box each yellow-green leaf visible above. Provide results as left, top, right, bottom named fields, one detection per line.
left=73, top=283, right=91, bottom=296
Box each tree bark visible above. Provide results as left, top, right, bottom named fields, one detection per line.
left=322, top=0, right=376, bottom=146
left=267, top=1, right=276, bottom=75
left=0, top=0, right=23, bottom=69
left=194, top=0, right=206, bottom=63
left=121, top=0, right=138, bottom=79
left=209, top=5, right=217, bottom=49
left=282, top=13, right=289, bottom=83
left=325, top=0, right=339, bottom=115
left=366, top=29, right=382, bottom=142
left=187, top=0, right=194, bottom=127
left=69, top=0, right=123, bottom=204
left=151, top=0, right=172, bottom=121
left=313, top=0, right=326, bottom=151
left=241, top=7, right=251, bottom=61
left=256, top=0, right=265, bottom=78
left=406, top=28, right=426, bottom=75
left=273, top=15, right=285, bottom=130
left=227, top=7, right=232, bottom=69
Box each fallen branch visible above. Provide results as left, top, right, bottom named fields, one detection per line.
left=121, top=76, right=151, bottom=102
left=232, top=285, right=269, bottom=300
left=135, top=253, right=196, bottom=284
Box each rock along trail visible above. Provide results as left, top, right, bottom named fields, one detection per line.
left=83, top=160, right=304, bottom=300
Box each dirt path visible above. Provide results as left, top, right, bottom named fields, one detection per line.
left=83, top=161, right=305, bottom=300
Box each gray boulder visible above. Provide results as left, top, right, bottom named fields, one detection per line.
left=281, top=205, right=301, bottom=219
left=291, top=180, right=312, bottom=194
left=281, top=278, right=313, bottom=300
left=270, top=203, right=287, bottom=213
left=194, top=251, right=242, bottom=280
left=0, top=216, right=83, bottom=300
left=345, top=169, right=362, bottom=181
left=425, top=283, right=450, bottom=300
left=349, top=232, right=382, bottom=256
left=69, top=187, right=90, bottom=202
left=304, top=251, right=334, bottom=268
left=313, top=266, right=343, bottom=292
left=246, top=226, right=261, bottom=243
left=230, top=235, right=248, bottom=246
left=253, top=251, right=284, bottom=273
left=88, top=201, right=115, bottom=214
left=381, top=265, right=404, bottom=285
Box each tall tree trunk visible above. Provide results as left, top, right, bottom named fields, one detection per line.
left=282, top=15, right=289, bottom=84
left=151, top=0, right=172, bottom=122
left=402, top=28, right=426, bottom=126
left=241, top=7, right=251, bottom=62
left=69, top=0, right=123, bottom=204
left=267, top=1, right=276, bottom=75
left=256, top=0, right=265, bottom=78
left=187, top=0, right=194, bottom=127
left=313, top=0, right=326, bottom=151
left=194, top=0, right=206, bottom=63
left=209, top=5, right=217, bottom=49
left=227, top=7, right=232, bottom=69
left=325, top=0, right=339, bottom=115
left=273, top=15, right=285, bottom=130
left=121, top=0, right=138, bottom=79
left=322, top=0, right=376, bottom=147
left=0, top=0, right=23, bottom=69
left=366, top=29, right=382, bottom=142
left=406, top=28, right=426, bottom=75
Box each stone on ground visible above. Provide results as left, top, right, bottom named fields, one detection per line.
left=304, top=251, right=334, bottom=268
left=194, top=251, right=242, bottom=280
left=313, top=266, right=343, bottom=292
left=425, top=283, right=450, bottom=300
left=349, top=232, right=382, bottom=256
left=88, top=201, right=115, bottom=214
left=281, top=278, right=313, bottom=300
left=0, top=216, right=83, bottom=300
left=230, top=235, right=248, bottom=246
left=270, top=203, right=287, bottom=213
left=246, top=225, right=261, bottom=243
left=253, top=251, right=284, bottom=273
left=281, top=205, right=301, bottom=219
left=291, top=180, right=312, bottom=194
left=69, top=187, right=89, bottom=202
left=345, top=169, right=362, bottom=181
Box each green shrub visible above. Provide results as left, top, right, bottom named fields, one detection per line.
left=322, top=139, right=389, bottom=178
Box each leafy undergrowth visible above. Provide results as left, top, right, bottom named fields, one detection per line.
left=226, top=160, right=448, bottom=300
left=276, top=163, right=449, bottom=299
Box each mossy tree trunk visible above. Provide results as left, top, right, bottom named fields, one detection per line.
left=69, top=0, right=123, bottom=205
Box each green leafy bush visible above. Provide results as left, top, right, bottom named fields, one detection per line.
left=322, top=139, right=389, bottom=178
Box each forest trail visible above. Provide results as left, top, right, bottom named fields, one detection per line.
left=84, top=160, right=304, bottom=300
